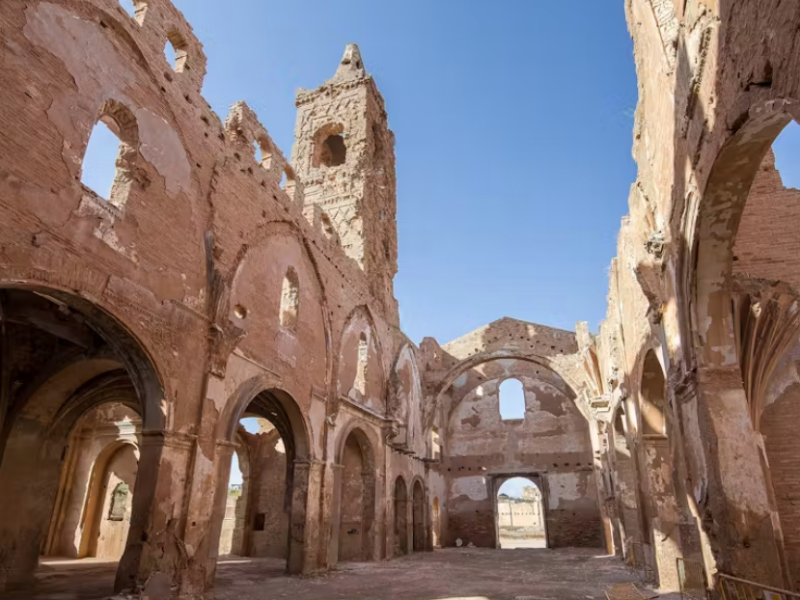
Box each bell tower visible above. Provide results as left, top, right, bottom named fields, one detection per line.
left=291, top=44, right=399, bottom=324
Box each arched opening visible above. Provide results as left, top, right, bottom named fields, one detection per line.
left=499, top=378, right=526, bottom=420
left=691, top=103, right=800, bottom=584
left=496, top=477, right=546, bottom=549
left=83, top=443, right=138, bottom=559
left=312, top=124, right=347, bottom=168
left=279, top=267, right=300, bottom=331
left=164, top=30, right=189, bottom=73
left=319, top=135, right=346, bottom=167
left=334, top=428, right=375, bottom=564
left=80, top=100, right=139, bottom=209
left=640, top=350, right=666, bottom=436
left=412, top=480, right=426, bottom=552
left=0, top=286, right=164, bottom=597
left=394, top=477, right=408, bottom=556
left=42, top=404, right=141, bottom=564
left=432, top=497, right=441, bottom=548
left=214, top=390, right=306, bottom=580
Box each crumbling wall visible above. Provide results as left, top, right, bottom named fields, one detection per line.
left=443, top=357, right=600, bottom=548
left=248, top=429, right=288, bottom=559
left=733, top=150, right=800, bottom=289
left=761, top=375, right=800, bottom=589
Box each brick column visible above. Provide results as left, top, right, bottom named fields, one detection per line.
left=289, top=460, right=323, bottom=574
left=689, top=366, right=785, bottom=587
left=115, top=431, right=196, bottom=598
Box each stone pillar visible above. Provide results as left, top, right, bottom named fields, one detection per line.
left=326, top=463, right=344, bottom=567
left=288, top=460, right=323, bottom=574
left=195, top=440, right=237, bottom=591
left=0, top=433, right=64, bottom=590
left=639, top=434, right=683, bottom=590
left=115, top=431, right=196, bottom=598
left=588, top=418, right=616, bottom=555
left=689, top=366, right=785, bottom=587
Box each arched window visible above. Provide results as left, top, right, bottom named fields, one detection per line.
left=312, top=124, right=347, bottom=168
left=355, top=332, right=368, bottom=396
left=640, top=350, right=666, bottom=436
left=320, top=134, right=346, bottom=166
left=164, top=30, right=189, bottom=72
left=280, top=267, right=299, bottom=330
left=81, top=100, right=139, bottom=209
left=499, top=378, right=526, bottom=420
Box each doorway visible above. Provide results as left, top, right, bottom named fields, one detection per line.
left=495, top=476, right=546, bottom=549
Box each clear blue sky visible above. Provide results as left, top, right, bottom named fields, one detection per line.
left=103, top=0, right=639, bottom=344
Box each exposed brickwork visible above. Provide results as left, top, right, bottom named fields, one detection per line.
left=761, top=383, right=800, bottom=590
left=733, top=150, right=800, bottom=290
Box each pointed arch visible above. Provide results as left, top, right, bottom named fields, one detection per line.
left=334, top=305, right=387, bottom=416
left=431, top=352, right=585, bottom=430
left=227, top=220, right=333, bottom=396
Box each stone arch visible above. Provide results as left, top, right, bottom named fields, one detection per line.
left=0, top=286, right=166, bottom=434
left=690, top=99, right=800, bottom=369
left=442, top=357, right=583, bottom=429
left=682, top=98, right=800, bottom=584
left=0, top=285, right=167, bottom=594
left=495, top=475, right=547, bottom=549
left=217, top=378, right=310, bottom=459
left=228, top=220, right=332, bottom=392
left=312, top=123, right=346, bottom=168
left=331, top=424, right=378, bottom=564
left=335, top=305, right=387, bottom=416
left=211, top=380, right=312, bottom=575
left=393, top=476, right=409, bottom=556
left=42, top=377, right=142, bottom=560
left=640, top=349, right=667, bottom=437
left=389, top=343, right=425, bottom=453
left=429, top=352, right=587, bottom=429
left=79, top=439, right=140, bottom=559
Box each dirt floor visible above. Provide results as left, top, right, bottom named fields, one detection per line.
left=0, top=549, right=681, bottom=600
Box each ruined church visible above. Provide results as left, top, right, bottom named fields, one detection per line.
left=1, top=0, right=799, bottom=599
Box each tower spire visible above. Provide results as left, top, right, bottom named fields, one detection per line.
left=332, top=44, right=366, bottom=82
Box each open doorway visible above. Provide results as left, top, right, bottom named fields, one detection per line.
left=496, top=477, right=546, bottom=549
left=217, top=415, right=289, bottom=565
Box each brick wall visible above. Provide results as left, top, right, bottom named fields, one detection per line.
left=733, top=150, right=800, bottom=290
left=761, top=382, right=800, bottom=589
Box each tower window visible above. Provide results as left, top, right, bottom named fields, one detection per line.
left=312, top=124, right=347, bottom=168
left=280, top=267, right=299, bottom=330
left=320, top=134, right=346, bottom=167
